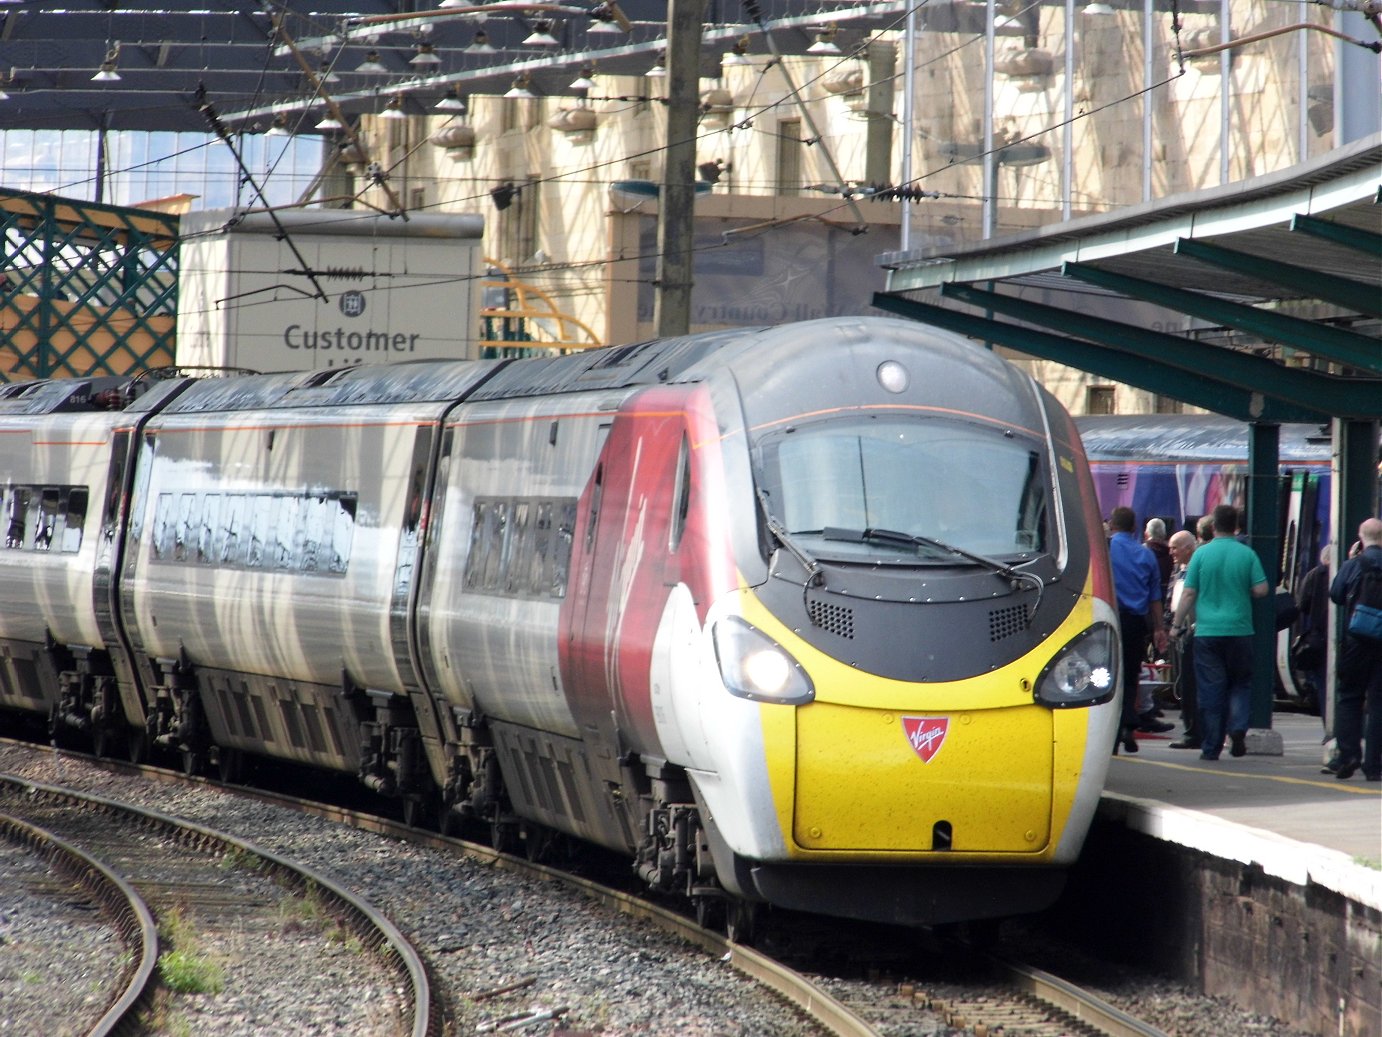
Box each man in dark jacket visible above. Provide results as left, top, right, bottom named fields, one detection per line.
left=1328, top=517, right=1382, bottom=781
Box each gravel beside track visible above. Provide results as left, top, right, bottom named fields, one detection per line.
left=0, top=746, right=824, bottom=1037
left=0, top=830, right=125, bottom=1036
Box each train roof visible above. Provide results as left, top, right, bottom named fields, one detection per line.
left=1076, top=414, right=1332, bottom=462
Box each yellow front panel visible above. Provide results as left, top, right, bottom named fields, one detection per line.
left=793, top=702, right=1053, bottom=853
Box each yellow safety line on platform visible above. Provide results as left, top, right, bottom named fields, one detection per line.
left=1113, top=756, right=1382, bottom=795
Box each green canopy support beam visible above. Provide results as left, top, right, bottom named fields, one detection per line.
left=1172, top=238, right=1382, bottom=320
left=938, top=282, right=1373, bottom=418
left=1246, top=422, right=1281, bottom=731
left=870, top=293, right=1326, bottom=424
left=1290, top=213, right=1382, bottom=259
left=1061, top=261, right=1382, bottom=377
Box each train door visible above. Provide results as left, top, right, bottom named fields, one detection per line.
left=1277, top=470, right=1325, bottom=713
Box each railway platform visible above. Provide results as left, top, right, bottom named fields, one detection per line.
left=1057, top=711, right=1380, bottom=1037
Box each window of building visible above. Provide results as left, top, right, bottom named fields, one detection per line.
left=1154, top=394, right=1183, bottom=414
left=776, top=118, right=803, bottom=197
left=1085, top=386, right=1116, bottom=414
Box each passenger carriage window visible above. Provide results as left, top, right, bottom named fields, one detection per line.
left=35, top=488, right=60, bottom=550
left=552, top=501, right=576, bottom=597
left=482, top=502, right=509, bottom=591
left=274, top=496, right=301, bottom=569
left=329, top=495, right=356, bottom=574
left=248, top=495, right=272, bottom=567
left=198, top=494, right=219, bottom=563
left=4, top=487, right=27, bottom=548
left=218, top=494, right=245, bottom=565
left=529, top=502, right=553, bottom=594
left=152, top=492, right=174, bottom=559
left=301, top=496, right=326, bottom=572
left=63, top=488, right=88, bottom=553
left=504, top=501, right=530, bottom=594
left=174, top=493, right=196, bottom=562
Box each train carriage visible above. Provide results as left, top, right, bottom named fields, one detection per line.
left=0, top=317, right=1120, bottom=933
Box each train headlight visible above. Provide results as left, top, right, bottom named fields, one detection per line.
left=1033, top=623, right=1118, bottom=708
left=713, top=617, right=815, bottom=705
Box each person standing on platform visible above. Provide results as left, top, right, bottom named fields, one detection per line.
left=1294, top=544, right=1332, bottom=718
left=1165, top=529, right=1201, bottom=749
left=1144, top=517, right=1172, bottom=604
left=1108, top=507, right=1169, bottom=754
left=1328, top=517, right=1382, bottom=782
left=1171, top=504, right=1269, bottom=761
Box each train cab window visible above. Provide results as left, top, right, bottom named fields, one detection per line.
left=301, top=496, right=326, bottom=572
left=551, top=501, right=576, bottom=597
left=274, top=496, right=301, bottom=569
left=62, top=488, right=87, bottom=553
left=757, top=416, right=1053, bottom=563
left=174, top=493, right=196, bottom=561
left=504, top=501, right=531, bottom=594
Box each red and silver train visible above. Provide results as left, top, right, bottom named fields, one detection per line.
left=1, top=316, right=1118, bottom=932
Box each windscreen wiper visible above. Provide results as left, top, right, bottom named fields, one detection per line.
left=756, top=492, right=822, bottom=586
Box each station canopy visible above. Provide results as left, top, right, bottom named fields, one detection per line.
left=0, top=1, right=922, bottom=135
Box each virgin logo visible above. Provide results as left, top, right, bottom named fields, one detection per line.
left=902, top=716, right=949, bottom=763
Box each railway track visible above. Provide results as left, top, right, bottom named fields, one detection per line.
left=0, top=770, right=437, bottom=1037
left=0, top=739, right=1169, bottom=1037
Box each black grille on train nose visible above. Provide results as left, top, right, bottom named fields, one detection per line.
left=807, top=598, right=855, bottom=639
left=989, top=604, right=1028, bottom=642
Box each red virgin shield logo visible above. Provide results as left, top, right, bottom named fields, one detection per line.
left=902, top=716, right=949, bottom=763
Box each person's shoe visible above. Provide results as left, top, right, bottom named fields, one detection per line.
left=1365, top=772, right=1381, bottom=782
left=1321, top=755, right=1340, bottom=774
left=1199, top=752, right=1219, bottom=761
left=1335, top=757, right=1360, bottom=780
left=1121, top=730, right=1139, bottom=754
left=1137, top=719, right=1175, bottom=733
left=1167, top=738, right=1199, bottom=749
left=1229, top=732, right=1247, bottom=758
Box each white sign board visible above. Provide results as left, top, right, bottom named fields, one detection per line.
left=177, top=209, right=484, bottom=372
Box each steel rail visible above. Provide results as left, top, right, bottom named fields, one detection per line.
left=0, top=772, right=439, bottom=1037
left=989, top=955, right=1172, bottom=1037
left=0, top=809, right=159, bottom=1037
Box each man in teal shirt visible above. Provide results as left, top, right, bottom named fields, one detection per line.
left=1170, top=504, right=1269, bottom=760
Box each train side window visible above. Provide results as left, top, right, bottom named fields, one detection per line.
left=274, top=496, right=300, bottom=569
left=248, top=495, right=272, bottom=568
left=464, top=501, right=489, bottom=590
left=174, top=493, right=196, bottom=562
left=151, top=492, right=174, bottom=559
left=551, top=501, right=576, bottom=597
left=329, top=495, right=355, bottom=574
left=529, top=502, right=553, bottom=595
left=62, top=487, right=88, bottom=553
left=198, top=494, right=219, bottom=563
left=504, top=500, right=530, bottom=594
left=585, top=464, right=603, bottom=550
left=669, top=434, right=691, bottom=552
left=35, top=488, right=61, bottom=550
left=482, top=502, right=509, bottom=591
left=4, top=487, right=27, bottom=548
left=219, top=494, right=245, bottom=565
left=302, top=496, right=325, bottom=572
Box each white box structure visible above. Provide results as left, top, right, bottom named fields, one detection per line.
left=177, top=209, right=484, bottom=373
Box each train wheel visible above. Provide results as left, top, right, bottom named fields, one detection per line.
left=403, top=793, right=436, bottom=830
left=180, top=747, right=204, bottom=777
left=92, top=725, right=120, bottom=760
left=217, top=748, right=243, bottom=784
left=694, top=895, right=724, bottom=932
left=725, top=901, right=760, bottom=945
left=491, top=818, right=519, bottom=855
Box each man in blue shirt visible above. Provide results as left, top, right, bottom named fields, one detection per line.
left=1171, top=504, right=1269, bottom=760
left=1108, top=507, right=1168, bottom=754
